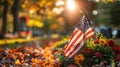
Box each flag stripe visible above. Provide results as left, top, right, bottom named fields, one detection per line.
left=64, top=31, right=83, bottom=57
left=85, top=28, right=93, bottom=34
left=63, top=29, right=83, bottom=55
left=63, top=28, right=79, bottom=50
left=63, top=29, right=81, bottom=54
left=85, top=28, right=95, bottom=39
left=64, top=28, right=81, bottom=52
left=66, top=34, right=84, bottom=58
left=67, top=29, right=82, bottom=48
left=69, top=28, right=78, bottom=41
left=68, top=39, right=84, bottom=58
left=86, top=31, right=95, bottom=39
left=67, top=29, right=80, bottom=48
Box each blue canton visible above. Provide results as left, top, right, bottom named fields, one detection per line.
left=77, top=15, right=90, bottom=33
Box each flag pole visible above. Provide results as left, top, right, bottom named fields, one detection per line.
left=77, top=8, right=92, bottom=27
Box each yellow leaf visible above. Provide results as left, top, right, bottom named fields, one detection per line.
left=15, top=59, right=21, bottom=65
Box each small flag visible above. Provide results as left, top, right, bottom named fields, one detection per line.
left=63, top=15, right=95, bottom=58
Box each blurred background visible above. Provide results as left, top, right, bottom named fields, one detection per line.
left=0, top=1, right=120, bottom=67
left=0, top=0, right=120, bottom=39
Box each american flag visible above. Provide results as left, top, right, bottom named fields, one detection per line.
left=63, top=15, right=95, bottom=58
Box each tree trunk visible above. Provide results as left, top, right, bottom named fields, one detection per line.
left=2, top=0, right=9, bottom=34
left=12, top=0, right=20, bottom=33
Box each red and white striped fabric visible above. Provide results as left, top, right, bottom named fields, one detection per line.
left=63, top=15, right=95, bottom=58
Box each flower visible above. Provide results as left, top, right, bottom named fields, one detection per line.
left=94, top=52, right=103, bottom=58
left=113, top=45, right=120, bottom=55
left=115, top=55, right=120, bottom=61
left=74, top=54, right=84, bottom=66
left=84, top=48, right=92, bottom=56
left=56, top=58, right=60, bottom=61
left=74, top=54, right=84, bottom=62
left=99, top=39, right=106, bottom=45
left=106, top=39, right=116, bottom=47
left=94, top=39, right=99, bottom=44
